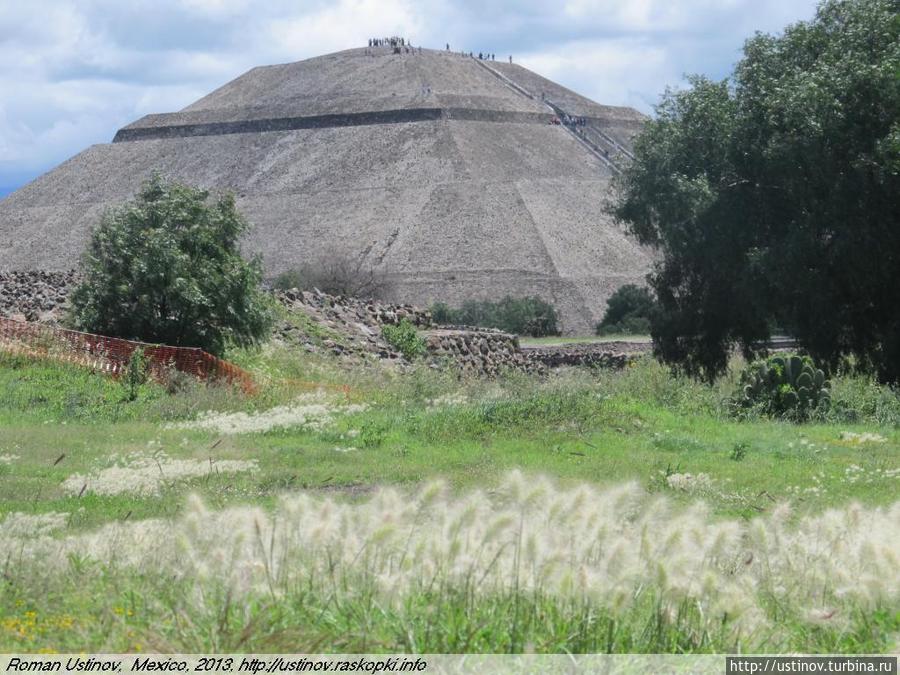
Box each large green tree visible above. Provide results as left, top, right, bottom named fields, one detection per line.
left=70, top=174, right=272, bottom=355
left=611, top=0, right=899, bottom=381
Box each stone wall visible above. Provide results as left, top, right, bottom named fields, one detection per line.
left=274, top=289, right=633, bottom=375
left=0, top=277, right=636, bottom=376
left=423, top=328, right=544, bottom=376
left=521, top=342, right=638, bottom=369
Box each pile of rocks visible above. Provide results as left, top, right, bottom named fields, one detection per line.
left=273, top=288, right=432, bottom=360
left=0, top=270, right=78, bottom=322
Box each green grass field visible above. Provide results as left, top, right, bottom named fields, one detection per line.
left=1, top=348, right=899, bottom=653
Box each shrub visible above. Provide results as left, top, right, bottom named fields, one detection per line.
left=382, top=319, right=427, bottom=360
left=272, top=269, right=306, bottom=291
left=273, top=253, right=386, bottom=298
left=729, top=442, right=749, bottom=461
left=596, top=284, right=654, bottom=335
left=823, top=373, right=900, bottom=426
left=158, top=361, right=195, bottom=395
left=430, top=302, right=453, bottom=325
left=123, top=348, right=148, bottom=402
left=733, top=354, right=831, bottom=420
left=429, top=296, right=559, bottom=337
left=70, top=173, right=272, bottom=356
left=602, top=314, right=650, bottom=336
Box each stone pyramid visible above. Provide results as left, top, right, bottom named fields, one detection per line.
left=0, top=45, right=653, bottom=333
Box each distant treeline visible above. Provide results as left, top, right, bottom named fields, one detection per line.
left=431, top=296, right=559, bottom=337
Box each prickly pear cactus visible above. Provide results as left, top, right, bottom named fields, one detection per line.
left=735, top=353, right=830, bottom=419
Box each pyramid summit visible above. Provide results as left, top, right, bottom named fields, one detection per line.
left=0, top=45, right=653, bottom=333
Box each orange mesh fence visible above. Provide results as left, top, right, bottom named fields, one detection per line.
left=0, top=316, right=256, bottom=393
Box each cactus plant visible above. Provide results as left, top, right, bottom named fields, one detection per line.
left=734, top=353, right=831, bottom=420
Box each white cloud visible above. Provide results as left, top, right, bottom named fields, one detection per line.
left=521, top=38, right=673, bottom=112
left=560, top=0, right=744, bottom=30
left=179, top=0, right=256, bottom=17
left=263, top=0, right=425, bottom=59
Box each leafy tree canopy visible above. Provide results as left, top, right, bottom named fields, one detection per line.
left=596, top=284, right=655, bottom=335
left=70, top=174, right=272, bottom=356
left=611, top=0, right=900, bottom=381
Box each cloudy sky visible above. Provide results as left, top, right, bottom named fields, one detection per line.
left=0, top=0, right=820, bottom=198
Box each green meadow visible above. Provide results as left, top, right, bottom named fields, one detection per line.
left=1, top=348, right=899, bottom=653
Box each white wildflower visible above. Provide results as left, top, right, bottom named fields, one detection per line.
left=840, top=431, right=887, bottom=444
left=0, top=511, right=69, bottom=537
left=427, top=392, right=470, bottom=408
left=170, top=391, right=367, bottom=435
left=61, top=453, right=257, bottom=496
left=666, top=472, right=714, bottom=494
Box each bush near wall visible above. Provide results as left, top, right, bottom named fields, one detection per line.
left=382, top=319, right=427, bottom=360
left=431, top=296, right=560, bottom=337
left=596, top=284, right=654, bottom=336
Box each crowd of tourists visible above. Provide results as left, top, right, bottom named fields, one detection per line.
left=365, top=38, right=513, bottom=64
left=366, top=36, right=422, bottom=55
left=563, top=114, right=588, bottom=127
left=365, top=36, right=422, bottom=55
left=445, top=43, right=512, bottom=63
left=368, top=37, right=407, bottom=47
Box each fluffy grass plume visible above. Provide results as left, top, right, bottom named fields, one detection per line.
left=4, top=472, right=898, bottom=652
